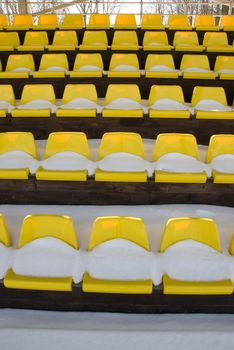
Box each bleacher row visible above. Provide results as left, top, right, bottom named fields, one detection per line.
left=0, top=84, right=233, bottom=120
left=0, top=30, right=233, bottom=52
left=0, top=13, right=233, bottom=31
left=0, top=131, right=233, bottom=184
left=0, top=54, right=233, bottom=80
left=1, top=214, right=234, bottom=295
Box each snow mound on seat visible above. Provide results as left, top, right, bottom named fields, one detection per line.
left=147, top=65, right=175, bottom=72
left=78, top=65, right=102, bottom=71
left=0, top=101, right=14, bottom=112
left=17, top=99, right=57, bottom=113
left=59, top=98, right=102, bottom=113
left=194, top=99, right=233, bottom=112
left=105, top=98, right=142, bottom=110
left=0, top=151, right=35, bottom=170
left=150, top=98, right=189, bottom=111
left=0, top=243, right=13, bottom=278
left=113, top=64, right=138, bottom=72
left=211, top=154, right=234, bottom=174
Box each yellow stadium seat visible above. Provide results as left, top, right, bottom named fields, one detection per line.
left=114, top=14, right=137, bottom=29
left=4, top=214, right=77, bottom=291
left=0, top=14, right=8, bottom=29
left=168, top=14, right=192, bottom=30
left=79, top=30, right=108, bottom=50
left=48, top=31, right=78, bottom=51
left=7, top=14, right=33, bottom=30
left=214, top=56, right=234, bottom=80
left=70, top=53, right=103, bottom=78
left=173, top=31, right=204, bottom=52
left=143, top=31, right=171, bottom=51
left=0, top=214, right=11, bottom=247
left=59, top=14, right=84, bottom=29
left=82, top=216, right=152, bottom=294
left=148, top=86, right=190, bottom=119
left=0, top=54, right=35, bottom=79
left=194, top=15, right=220, bottom=31
left=36, top=132, right=90, bottom=181
left=141, top=14, right=165, bottom=30
left=0, top=85, right=15, bottom=117
left=229, top=233, right=234, bottom=255
left=56, top=84, right=98, bottom=117
left=145, top=54, right=179, bottom=78
left=160, top=217, right=221, bottom=252
left=34, top=14, right=58, bottom=30
left=180, top=55, right=216, bottom=79
left=0, top=32, right=20, bottom=51
left=203, top=32, right=233, bottom=52
left=102, top=84, right=143, bottom=118
left=191, top=86, right=234, bottom=119
left=17, top=31, right=49, bottom=51
left=33, top=53, right=68, bottom=78
left=95, top=132, right=147, bottom=182
left=153, top=133, right=206, bottom=183
left=220, top=15, right=234, bottom=31
left=206, top=134, right=234, bottom=184
left=0, top=132, right=36, bottom=179
left=111, top=31, right=138, bottom=51
left=12, top=84, right=55, bottom=118
left=108, top=53, right=140, bottom=78
left=87, top=14, right=110, bottom=29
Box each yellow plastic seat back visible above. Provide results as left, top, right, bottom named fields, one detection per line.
left=168, top=15, right=191, bottom=29
left=60, top=14, right=84, bottom=29
left=37, top=14, right=58, bottom=28
left=43, top=132, right=90, bottom=159
left=220, top=15, right=234, bottom=30
left=0, top=213, right=11, bottom=247
left=38, top=53, right=69, bottom=71
left=143, top=31, right=170, bottom=48
left=203, top=32, right=229, bottom=47
left=141, top=14, right=164, bottom=29
left=152, top=133, right=199, bottom=161
left=18, top=214, right=78, bottom=249
left=160, top=217, right=221, bottom=252
left=191, top=86, right=228, bottom=107
left=0, top=85, right=15, bottom=105
left=215, top=56, right=234, bottom=72
left=112, top=31, right=138, bottom=47
left=61, top=84, right=98, bottom=105
left=109, top=53, right=139, bottom=71
left=11, top=14, right=33, bottom=28
left=73, top=53, right=103, bottom=71
left=173, top=31, right=199, bottom=47
left=0, top=132, right=36, bottom=158
left=98, top=132, right=145, bottom=160
left=206, top=134, right=234, bottom=163
left=81, top=30, right=108, bottom=48
left=0, top=14, right=8, bottom=28
left=0, top=32, right=20, bottom=49
left=104, top=84, right=141, bottom=105
left=19, top=84, right=56, bottom=105
left=5, top=54, right=35, bottom=72
left=145, top=54, right=175, bottom=70
left=194, top=15, right=219, bottom=29
left=51, top=31, right=78, bottom=46
left=181, top=55, right=210, bottom=71
left=21, top=31, right=49, bottom=48
left=87, top=14, right=110, bottom=29
left=114, top=14, right=137, bottom=29
left=88, top=216, right=149, bottom=250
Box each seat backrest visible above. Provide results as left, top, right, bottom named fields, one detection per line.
left=98, top=132, right=145, bottom=160
left=203, top=32, right=229, bottom=47
left=160, top=217, right=221, bottom=252
left=114, top=14, right=137, bottom=28
left=0, top=132, right=36, bottom=158
left=0, top=214, right=11, bottom=247
left=13, top=14, right=33, bottom=26
left=141, top=14, right=163, bottom=27
left=112, top=31, right=138, bottom=45
left=52, top=30, right=78, bottom=45
left=104, top=84, right=141, bottom=104
left=23, top=31, right=49, bottom=46
left=180, top=54, right=210, bottom=70
left=62, top=14, right=84, bottom=27
left=82, top=30, right=108, bottom=45
left=39, top=53, right=69, bottom=70
left=109, top=53, right=139, bottom=70
left=88, top=216, right=149, bottom=250
left=73, top=53, right=103, bottom=70
left=194, top=15, right=216, bottom=27
left=191, top=86, right=228, bottom=106
left=206, top=134, right=234, bottom=162
left=220, top=15, right=234, bottom=27
left=18, top=214, right=78, bottom=249
left=152, top=133, right=199, bottom=161
left=173, top=31, right=199, bottom=46
left=145, top=54, right=175, bottom=70
left=168, top=14, right=190, bottom=26
left=38, top=14, right=58, bottom=26
left=61, top=84, right=98, bottom=104
left=0, top=32, right=20, bottom=47
left=0, top=14, right=8, bottom=26
left=44, top=132, right=90, bottom=159
left=149, top=85, right=185, bottom=105
left=5, top=54, right=35, bottom=72
left=229, top=233, right=234, bottom=255
left=214, top=56, right=234, bottom=71
left=20, top=84, right=56, bottom=104
left=143, top=31, right=169, bottom=45
left=0, top=85, right=15, bottom=105
left=88, top=14, right=110, bottom=27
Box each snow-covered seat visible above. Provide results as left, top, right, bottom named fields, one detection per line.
left=0, top=85, right=15, bottom=117
left=0, top=54, right=35, bottom=79
left=33, top=54, right=69, bottom=78
left=108, top=53, right=140, bottom=78
left=143, top=31, right=171, bottom=51
left=70, top=53, right=103, bottom=78
left=180, top=54, right=216, bottom=79
left=145, top=54, right=179, bottom=78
